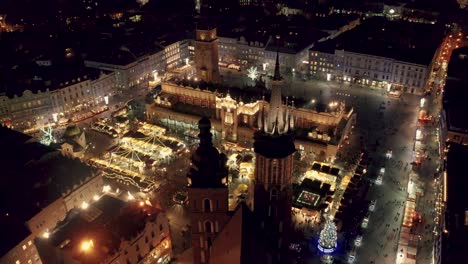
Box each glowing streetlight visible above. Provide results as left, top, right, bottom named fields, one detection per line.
left=93, top=194, right=100, bottom=201
left=42, top=231, right=50, bottom=239
left=80, top=239, right=94, bottom=252
left=127, top=191, right=135, bottom=201
left=102, top=185, right=111, bottom=193
left=81, top=201, right=89, bottom=210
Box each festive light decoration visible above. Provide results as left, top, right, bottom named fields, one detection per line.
left=318, top=218, right=337, bottom=254
left=247, top=66, right=259, bottom=81
left=39, top=126, right=54, bottom=146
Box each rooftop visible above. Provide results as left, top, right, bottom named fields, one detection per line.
left=442, top=143, right=468, bottom=263
left=447, top=46, right=468, bottom=81
left=312, top=16, right=444, bottom=65
left=0, top=126, right=97, bottom=256
left=443, top=79, right=468, bottom=134
left=44, top=195, right=162, bottom=263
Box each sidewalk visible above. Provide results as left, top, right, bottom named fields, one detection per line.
left=395, top=92, right=441, bottom=264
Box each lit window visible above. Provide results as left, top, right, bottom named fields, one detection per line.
left=22, top=244, right=27, bottom=250
left=28, top=241, right=32, bottom=246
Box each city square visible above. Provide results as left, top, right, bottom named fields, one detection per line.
left=1, top=1, right=467, bottom=264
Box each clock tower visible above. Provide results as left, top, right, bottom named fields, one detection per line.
left=195, top=25, right=220, bottom=83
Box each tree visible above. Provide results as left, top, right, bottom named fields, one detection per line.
left=319, top=217, right=337, bottom=251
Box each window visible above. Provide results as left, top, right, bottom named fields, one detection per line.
left=270, top=189, right=277, bottom=201
left=201, top=251, right=205, bottom=263
left=205, top=221, right=213, bottom=233
left=203, top=199, right=212, bottom=212
left=159, top=224, right=163, bottom=231
left=23, top=244, right=27, bottom=250
left=207, top=237, right=213, bottom=248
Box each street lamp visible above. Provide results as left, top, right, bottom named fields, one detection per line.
left=80, top=239, right=94, bottom=252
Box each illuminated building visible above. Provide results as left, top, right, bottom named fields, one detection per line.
left=187, top=117, right=230, bottom=264
left=0, top=127, right=104, bottom=264
left=184, top=117, right=298, bottom=263
left=252, top=55, right=296, bottom=262
left=0, top=70, right=115, bottom=132
left=185, top=53, right=298, bottom=263
left=194, top=25, right=220, bottom=83
left=36, top=195, right=172, bottom=264
left=309, top=17, right=444, bottom=94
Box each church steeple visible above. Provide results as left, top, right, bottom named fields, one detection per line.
left=187, top=117, right=228, bottom=188
left=273, top=50, right=282, bottom=81
left=187, top=117, right=230, bottom=264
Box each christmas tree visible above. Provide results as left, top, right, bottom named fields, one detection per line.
left=318, top=218, right=338, bottom=251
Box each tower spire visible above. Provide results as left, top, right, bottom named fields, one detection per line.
left=273, top=50, right=282, bottom=81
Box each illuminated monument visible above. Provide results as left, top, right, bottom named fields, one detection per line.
left=186, top=63, right=298, bottom=262
left=253, top=53, right=296, bottom=263
left=194, top=24, right=220, bottom=83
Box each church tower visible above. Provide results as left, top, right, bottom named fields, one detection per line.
left=254, top=52, right=296, bottom=263
left=194, top=24, right=220, bottom=83
left=187, top=117, right=229, bottom=264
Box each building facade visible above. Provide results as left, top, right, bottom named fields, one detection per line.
left=187, top=117, right=230, bottom=264
left=0, top=72, right=115, bottom=132
left=195, top=26, right=220, bottom=83
left=253, top=58, right=296, bottom=262
left=37, top=195, right=172, bottom=264
left=310, top=49, right=430, bottom=94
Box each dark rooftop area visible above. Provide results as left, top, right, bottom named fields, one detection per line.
left=447, top=46, right=468, bottom=81
left=442, top=143, right=468, bottom=264
left=443, top=79, right=468, bottom=133
left=0, top=126, right=97, bottom=256
left=44, top=195, right=162, bottom=263
left=312, top=16, right=444, bottom=65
